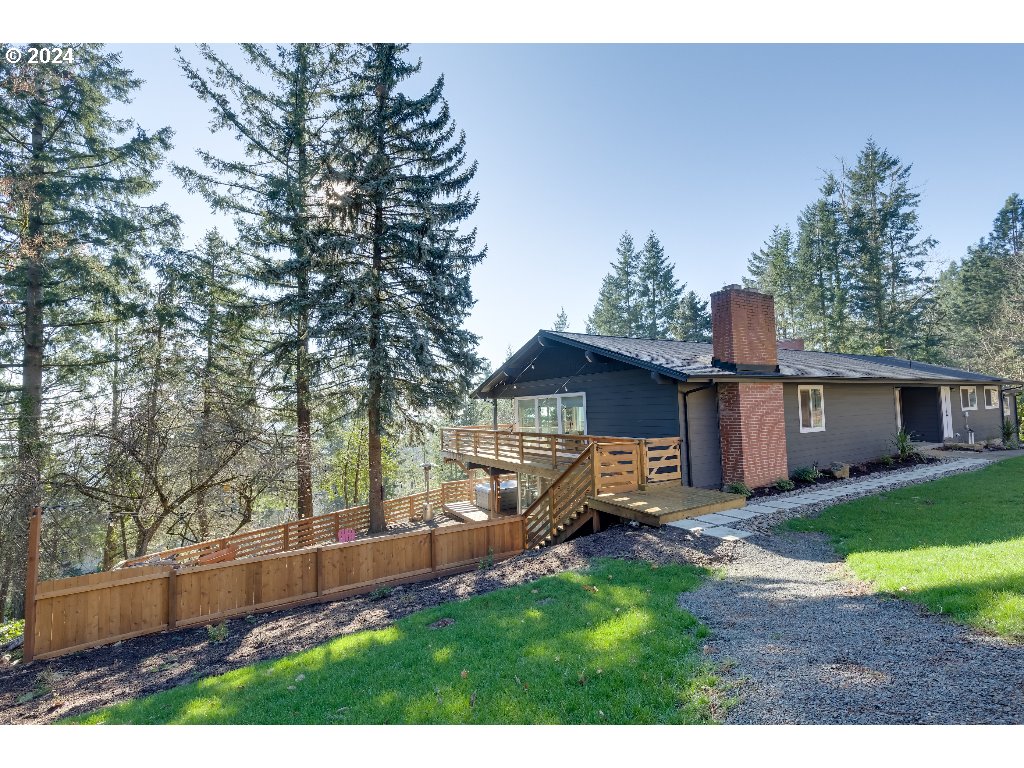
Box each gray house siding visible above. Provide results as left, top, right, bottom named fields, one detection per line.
left=950, top=384, right=1003, bottom=441
left=508, top=368, right=680, bottom=438
left=678, top=385, right=722, bottom=489
left=784, top=382, right=899, bottom=469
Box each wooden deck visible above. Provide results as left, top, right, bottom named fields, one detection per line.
left=586, top=482, right=746, bottom=527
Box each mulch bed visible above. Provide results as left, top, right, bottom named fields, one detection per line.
left=0, top=523, right=736, bottom=724
left=749, top=454, right=940, bottom=500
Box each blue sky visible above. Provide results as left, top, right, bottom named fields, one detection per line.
left=116, top=44, right=1024, bottom=369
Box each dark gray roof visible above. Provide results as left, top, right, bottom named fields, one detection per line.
left=539, top=331, right=1012, bottom=383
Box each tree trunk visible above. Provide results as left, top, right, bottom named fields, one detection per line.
left=9, top=86, right=48, bottom=618
left=101, top=326, right=122, bottom=571
left=296, top=294, right=313, bottom=519
left=194, top=256, right=217, bottom=538
left=366, top=73, right=388, bottom=534
left=293, top=45, right=314, bottom=521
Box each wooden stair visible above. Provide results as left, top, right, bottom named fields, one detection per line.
left=536, top=507, right=597, bottom=548
left=523, top=445, right=600, bottom=549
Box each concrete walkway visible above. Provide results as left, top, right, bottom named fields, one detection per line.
left=668, top=457, right=992, bottom=540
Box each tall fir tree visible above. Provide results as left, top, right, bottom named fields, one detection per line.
left=793, top=177, right=853, bottom=351
left=746, top=139, right=936, bottom=358
left=844, top=139, right=936, bottom=356
left=669, top=290, right=712, bottom=342
left=0, top=44, right=174, bottom=618
left=586, top=232, right=642, bottom=336
left=745, top=225, right=800, bottom=339
left=636, top=232, right=682, bottom=338
left=175, top=44, right=356, bottom=520
left=322, top=44, right=485, bottom=533
left=552, top=307, right=569, bottom=331
left=936, top=193, right=1024, bottom=377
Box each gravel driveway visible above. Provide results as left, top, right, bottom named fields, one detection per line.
left=679, top=531, right=1024, bottom=724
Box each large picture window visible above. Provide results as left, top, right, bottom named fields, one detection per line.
left=514, top=392, right=587, bottom=435
left=798, top=385, right=826, bottom=433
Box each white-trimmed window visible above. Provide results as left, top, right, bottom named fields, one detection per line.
left=514, top=392, right=587, bottom=435
left=984, top=386, right=999, bottom=409
left=960, top=386, right=978, bottom=411
left=797, top=385, right=826, bottom=433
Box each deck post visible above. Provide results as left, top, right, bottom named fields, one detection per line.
left=637, top=440, right=648, bottom=492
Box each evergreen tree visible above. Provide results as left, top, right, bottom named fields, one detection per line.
left=0, top=44, right=174, bottom=617
left=844, top=139, right=936, bottom=356
left=669, top=290, right=712, bottom=342
left=552, top=307, right=569, bottom=331
left=322, top=44, right=485, bottom=533
left=745, top=225, right=799, bottom=339
left=175, top=44, right=356, bottom=520
left=793, top=177, right=853, bottom=351
left=936, top=194, right=1024, bottom=376
left=636, top=232, right=682, bottom=338
left=586, top=232, right=642, bottom=335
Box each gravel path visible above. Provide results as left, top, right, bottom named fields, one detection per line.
left=679, top=531, right=1024, bottom=724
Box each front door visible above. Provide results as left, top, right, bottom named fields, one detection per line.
left=940, top=386, right=954, bottom=440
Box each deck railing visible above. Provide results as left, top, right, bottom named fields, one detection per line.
left=441, top=426, right=682, bottom=486
left=119, top=476, right=480, bottom=568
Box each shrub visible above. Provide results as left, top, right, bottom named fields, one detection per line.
left=773, top=478, right=795, bottom=491
left=892, top=428, right=919, bottom=461
left=878, top=455, right=895, bottom=467
left=206, top=622, right=229, bottom=644
left=725, top=482, right=752, bottom=498
left=477, top=546, right=495, bottom=570
left=369, top=586, right=392, bottom=601
left=791, top=466, right=821, bottom=483
left=0, top=619, right=24, bottom=646
left=1002, top=420, right=1015, bottom=444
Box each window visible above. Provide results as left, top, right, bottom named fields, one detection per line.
left=514, top=392, right=588, bottom=434
left=960, top=386, right=978, bottom=411
left=984, top=386, right=999, bottom=409
left=798, top=385, right=825, bottom=433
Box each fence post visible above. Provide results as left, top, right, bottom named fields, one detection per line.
left=637, top=440, right=648, bottom=491
left=22, top=505, right=42, bottom=664
left=167, top=568, right=178, bottom=630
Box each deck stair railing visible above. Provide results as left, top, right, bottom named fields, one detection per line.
left=522, top=438, right=656, bottom=548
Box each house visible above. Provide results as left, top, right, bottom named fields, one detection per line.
left=446, top=286, right=1019, bottom=522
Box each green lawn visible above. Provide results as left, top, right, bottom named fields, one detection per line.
left=789, top=457, right=1024, bottom=638
left=65, top=558, right=728, bottom=724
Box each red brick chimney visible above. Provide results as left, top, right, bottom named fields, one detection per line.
left=711, top=285, right=789, bottom=490
left=777, top=338, right=805, bottom=351
left=710, top=285, right=780, bottom=372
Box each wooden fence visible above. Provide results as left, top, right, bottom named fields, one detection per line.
left=120, top=475, right=481, bottom=568
left=25, top=515, right=524, bottom=662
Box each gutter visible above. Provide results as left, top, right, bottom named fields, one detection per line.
left=680, top=381, right=714, bottom=487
